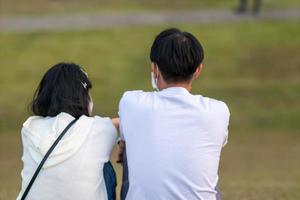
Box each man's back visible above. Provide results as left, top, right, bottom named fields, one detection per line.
left=119, top=87, right=230, bottom=200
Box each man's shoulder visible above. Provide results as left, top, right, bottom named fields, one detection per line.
left=119, top=90, right=150, bottom=109
left=197, top=95, right=230, bottom=116
left=120, top=90, right=153, bottom=102
left=122, top=90, right=145, bottom=98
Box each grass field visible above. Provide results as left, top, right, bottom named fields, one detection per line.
left=1, top=21, right=300, bottom=199
left=1, top=132, right=300, bottom=200
left=1, top=22, right=300, bottom=132
left=1, top=0, right=300, bottom=16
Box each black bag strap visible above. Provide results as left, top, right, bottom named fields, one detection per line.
left=21, top=119, right=77, bottom=200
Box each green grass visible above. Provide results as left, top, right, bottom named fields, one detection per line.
left=1, top=132, right=300, bottom=200
left=220, top=132, right=300, bottom=200
left=0, top=0, right=300, bottom=16
left=1, top=21, right=300, bottom=199
left=1, top=22, right=300, bottom=132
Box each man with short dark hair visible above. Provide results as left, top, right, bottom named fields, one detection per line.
left=119, top=28, right=230, bottom=200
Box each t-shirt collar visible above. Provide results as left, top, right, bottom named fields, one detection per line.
left=160, top=87, right=190, bottom=95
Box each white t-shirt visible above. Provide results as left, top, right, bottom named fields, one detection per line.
left=17, top=112, right=117, bottom=200
left=119, top=87, right=230, bottom=200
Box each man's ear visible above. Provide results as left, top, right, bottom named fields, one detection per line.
left=193, top=64, right=203, bottom=80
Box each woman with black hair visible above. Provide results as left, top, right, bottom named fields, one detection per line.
left=16, top=63, right=118, bottom=200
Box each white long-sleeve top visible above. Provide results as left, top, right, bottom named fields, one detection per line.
left=17, top=112, right=117, bottom=200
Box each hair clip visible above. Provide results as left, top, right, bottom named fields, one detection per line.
left=81, top=81, right=88, bottom=89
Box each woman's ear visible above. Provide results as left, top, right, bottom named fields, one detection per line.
left=88, top=92, right=93, bottom=116
left=193, top=64, right=203, bottom=80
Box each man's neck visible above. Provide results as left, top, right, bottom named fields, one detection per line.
left=159, top=82, right=192, bottom=92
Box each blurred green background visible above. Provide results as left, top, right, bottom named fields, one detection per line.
left=1, top=0, right=300, bottom=16
left=1, top=1, right=300, bottom=200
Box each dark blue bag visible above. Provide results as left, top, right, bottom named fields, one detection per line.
left=103, top=161, right=117, bottom=200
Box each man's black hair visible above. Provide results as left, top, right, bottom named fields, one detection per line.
left=150, top=28, right=204, bottom=83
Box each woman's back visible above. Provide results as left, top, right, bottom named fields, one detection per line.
left=17, top=112, right=117, bottom=200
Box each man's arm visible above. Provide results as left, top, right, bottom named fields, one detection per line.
left=111, top=118, right=119, bottom=131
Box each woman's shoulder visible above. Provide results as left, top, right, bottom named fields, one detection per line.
left=23, top=115, right=45, bottom=126
left=88, top=115, right=118, bottom=136
left=89, top=115, right=113, bottom=126
left=22, top=115, right=53, bottom=134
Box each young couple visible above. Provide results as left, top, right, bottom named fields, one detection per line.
left=17, top=28, right=230, bottom=200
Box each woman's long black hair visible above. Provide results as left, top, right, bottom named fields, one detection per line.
left=30, top=62, right=92, bottom=119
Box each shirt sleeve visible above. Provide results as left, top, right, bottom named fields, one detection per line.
left=222, top=129, right=229, bottom=147
left=118, top=90, right=144, bottom=141
left=222, top=102, right=230, bottom=147
left=118, top=92, right=128, bottom=140
left=93, top=116, right=118, bottom=161
left=119, top=118, right=125, bottom=140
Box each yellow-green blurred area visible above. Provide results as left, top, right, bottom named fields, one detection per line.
left=1, top=1, right=300, bottom=200
left=0, top=0, right=300, bottom=16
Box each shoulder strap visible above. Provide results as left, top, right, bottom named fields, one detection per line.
left=21, top=119, right=77, bottom=200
